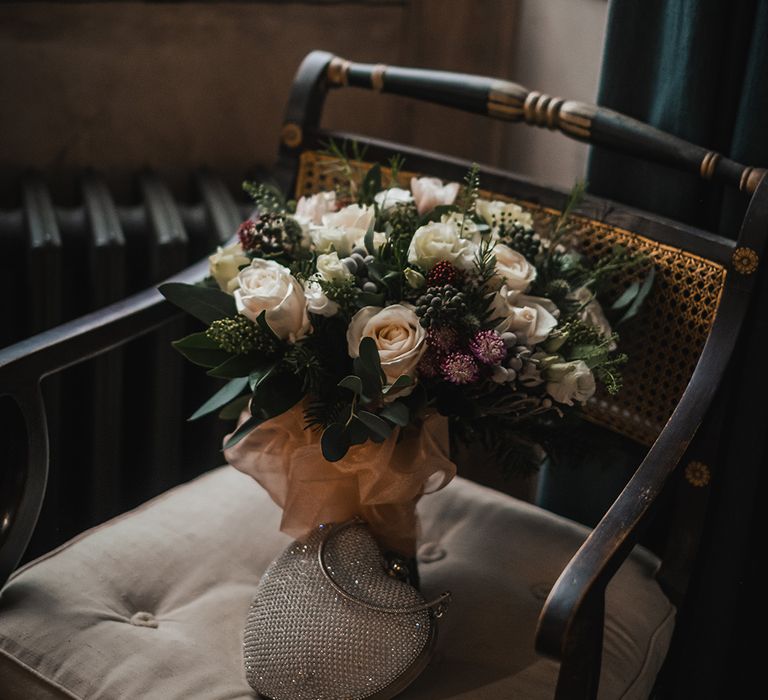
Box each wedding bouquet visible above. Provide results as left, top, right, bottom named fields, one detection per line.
left=160, top=146, right=651, bottom=551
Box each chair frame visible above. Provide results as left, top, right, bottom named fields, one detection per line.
left=1, top=50, right=766, bottom=699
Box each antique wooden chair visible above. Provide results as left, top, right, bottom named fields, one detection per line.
left=1, top=51, right=765, bottom=699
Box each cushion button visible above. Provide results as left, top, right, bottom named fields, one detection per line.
left=417, top=542, right=446, bottom=563
left=130, top=611, right=158, bottom=628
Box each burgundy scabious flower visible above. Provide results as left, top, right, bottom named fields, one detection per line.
left=427, top=325, right=460, bottom=354
left=417, top=347, right=443, bottom=379
left=426, top=260, right=463, bottom=287
left=441, top=352, right=480, bottom=384
left=469, top=329, right=507, bottom=365
left=237, top=219, right=259, bottom=251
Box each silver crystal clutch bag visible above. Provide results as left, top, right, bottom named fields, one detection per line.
left=244, top=520, right=451, bottom=700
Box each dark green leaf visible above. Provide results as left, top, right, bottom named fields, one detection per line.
left=159, top=282, right=236, bottom=325
left=218, top=394, right=251, bottom=420
left=618, top=268, right=655, bottom=325
left=360, top=163, right=382, bottom=205
left=222, top=413, right=263, bottom=450
left=338, top=375, right=364, bottom=396
left=250, top=369, right=303, bottom=419
left=383, top=374, right=413, bottom=394
left=354, top=337, right=384, bottom=398
left=172, top=332, right=231, bottom=368
left=208, top=353, right=270, bottom=379
left=255, top=310, right=281, bottom=343
left=356, top=291, right=386, bottom=307
left=347, top=417, right=369, bottom=446
left=321, top=423, right=351, bottom=461
left=380, top=401, right=410, bottom=426
left=249, top=365, right=276, bottom=391
left=189, top=376, right=249, bottom=421
left=358, top=410, right=392, bottom=441
left=611, top=280, right=640, bottom=311
left=364, top=218, right=376, bottom=255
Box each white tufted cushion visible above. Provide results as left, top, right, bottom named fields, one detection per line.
left=0, top=467, right=674, bottom=699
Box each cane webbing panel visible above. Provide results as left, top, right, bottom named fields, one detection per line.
left=295, top=151, right=727, bottom=445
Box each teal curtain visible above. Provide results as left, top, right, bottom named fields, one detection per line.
left=587, top=0, right=768, bottom=238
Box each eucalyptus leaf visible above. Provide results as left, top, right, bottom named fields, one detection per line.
left=218, top=394, right=251, bottom=420
left=172, top=332, right=231, bottom=368
left=189, top=376, right=249, bottom=421
left=338, top=375, right=364, bottom=396
left=347, top=417, right=369, bottom=446
left=379, top=401, right=410, bottom=427
left=618, top=268, right=655, bottom=325
left=321, top=423, right=351, bottom=461
left=159, top=282, right=236, bottom=325
left=383, top=374, right=413, bottom=395
left=357, top=410, right=392, bottom=441
left=611, top=280, right=640, bottom=311
left=364, top=218, right=376, bottom=255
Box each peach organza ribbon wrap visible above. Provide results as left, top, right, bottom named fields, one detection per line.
left=224, top=403, right=456, bottom=555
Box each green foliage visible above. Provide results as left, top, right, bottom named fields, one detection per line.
left=457, top=163, right=481, bottom=238
left=189, top=377, right=249, bottom=421
left=317, top=276, right=360, bottom=318
left=172, top=332, right=230, bottom=368
left=206, top=314, right=280, bottom=356
left=159, top=282, right=236, bottom=325
left=242, top=181, right=286, bottom=213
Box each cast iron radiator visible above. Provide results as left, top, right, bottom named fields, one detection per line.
left=0, top=169, right=255, bottom=561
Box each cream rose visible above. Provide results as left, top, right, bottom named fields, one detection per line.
left=316, top=252, right=352, bottom=281
left=545, top=360, right=596, bottom=406
left=493, top=244, right=536, bottom=291
left=407, top=220, right=476, bottom=271
left=491, top=286, right=559, bottom=346
left=310, top=203, right=375, bottom=256
left=374, top=187, right=413, bottom=211
left=208, top=241, right=250, bottom=293
left=410, top=176, right=460, bottom=216
left=476, top=199, right=534, bottom=229
left=354, top=229, right=388, bottom=253
left=234, top=259, right=311, bottom=342
left=304, top=279, right=339, bottom=317
left=346, top=304, right=427, bottom=393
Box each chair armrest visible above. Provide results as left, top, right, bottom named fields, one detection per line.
left=0, top=258, right=209, bottom=390
left=536, top=175, right=768, bottom=661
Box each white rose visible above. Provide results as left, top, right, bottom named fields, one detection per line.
left=569, top=286, right=616, bottom=349
left=476, top=199, right=534, bottom=229
left=304, top=279, right=339, bottom=317
left=346, top=304, right=427, bottom=394
left=234, top=259, right=311, bottom=342
left=407, top=220, right=476, bottom=271
left=493, top=244, right=536, bottom=291
left=545, top=360, right=596, bottom=406
left=491, top=286, right=559, bottom=346
left=310, top=203, right=375, bottom=255
left=374, top=187, right=413, bottom=211
left=295, top=191, right=337, bottom=225
left=410, top=176, right=460, bottom=216
left=208, top=241, right=250, bottom=293
left=316, top=252, right=352, bottom=281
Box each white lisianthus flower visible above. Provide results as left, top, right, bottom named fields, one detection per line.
left=407, top=220, right=477, bottom=271
left=234, top=259, right=311, bottom=342
left=346, top=304, right=427, bottom=396
left=208, top=241, right=250, bottom=294
left=491, top=286, right=559, bottom=346
left=354, top=229, right=388, bottom=253
left=492, top=244, right=536, bottom=292
left=374, top=187, right=413, bottom=211
left=304, top=278, right=339, bottom=317
left=295, top=191, right=337, bottom=225
left=545, top=360, right=596, bottom=406
left=294, top=191, right=337, bottom=248
left=476, top=199, right=534, bottom=230
left=310, top=203, right=375, bottom=256
left=569, top=286, right=616, bottom=349
left=410, top=176, right=460, bottom=216
left=316, top=252, right=352, bottom=281
left=440, top=212, right=482, bottom=240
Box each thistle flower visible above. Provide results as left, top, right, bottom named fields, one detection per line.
left=469, top=329, right=506, bottom=365
left=417, top=347, right=443, bottom=379
left=441, top=352, right=480, bottom=384
left=426, top=325, right=460, bottom=354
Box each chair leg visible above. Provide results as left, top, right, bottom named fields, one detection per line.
left=553, top=593, right=605, bottom=700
